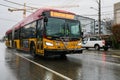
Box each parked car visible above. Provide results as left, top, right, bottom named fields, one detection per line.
left=82, top=36, right=110, bottom=51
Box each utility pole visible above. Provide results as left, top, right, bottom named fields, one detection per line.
left=98, top=0, right=101, bottom=35
left=23, top=3, right=26, bottom=18
left=90, top=0, right=101, bottom=35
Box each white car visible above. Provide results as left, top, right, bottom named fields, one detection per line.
left=82, top=36, right=109, bottom=51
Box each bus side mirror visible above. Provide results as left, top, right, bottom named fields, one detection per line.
left=44, top=17, right=48, bottom=26
left=44, top=17, right=48, bottom=22
left=81, top=32, right=83, bottom=36
left=81, top=32, right=83, bottom=38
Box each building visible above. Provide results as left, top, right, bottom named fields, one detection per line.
left=77, top=15, right=95, bottom=36
left=77, top=15, right=111, bottom=36
left=94, top=21, right=109, bottom=35
left=114, top=2, right=120, bottom=24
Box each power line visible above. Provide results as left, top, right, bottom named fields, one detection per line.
left=1, top=0, right=118, bottom=19
left=0, top=3, right=33, bottom=13
left=3, top=0, right=37, bottom=18
left=4, top=0, right=38, bottom=9
left=3, top=0, right=80, bottom=18
left=0, top=3, right=16, bottom=8
left=82, top=11, right=115, bottom=17
left=79, top=7, right=114, bottom=16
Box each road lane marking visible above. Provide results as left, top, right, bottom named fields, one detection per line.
left=15, top=53, right=72, bottom=80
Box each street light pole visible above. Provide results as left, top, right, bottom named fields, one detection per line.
left=98, top=0, right=101, bottom=35
left=90, top=0, right=101, bottom=35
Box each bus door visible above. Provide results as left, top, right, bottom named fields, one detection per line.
left=36, top=19, right=44, bottom=54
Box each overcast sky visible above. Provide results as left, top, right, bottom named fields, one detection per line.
left=0, top=0, right=120, bottom=38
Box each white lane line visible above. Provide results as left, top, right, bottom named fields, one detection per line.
left=15, top=53, right=72, bottom=80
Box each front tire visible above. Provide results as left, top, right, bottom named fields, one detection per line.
left=86, top=47, right=89, bottom=50
left=60, top=54, right=66, bottom=59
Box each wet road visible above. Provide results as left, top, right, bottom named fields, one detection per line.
left=0, top=42, right=120, bottom=80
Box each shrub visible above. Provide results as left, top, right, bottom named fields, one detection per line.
left=112, top=24, right=120, bottom=49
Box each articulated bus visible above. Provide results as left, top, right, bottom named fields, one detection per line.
left=5, top=8, right=83, bottom=57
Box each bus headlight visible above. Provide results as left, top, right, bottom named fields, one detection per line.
left=46, top=42, right=53, bottom=46
left=77, top=43, right=82, bottom=46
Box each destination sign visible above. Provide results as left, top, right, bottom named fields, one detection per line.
left=50, top=11, right=74, bottom=19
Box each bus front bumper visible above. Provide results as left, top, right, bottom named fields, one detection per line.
left=44, top=48, right=83, bottom=56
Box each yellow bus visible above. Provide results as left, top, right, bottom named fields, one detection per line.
left=5, top=8, right=83, bottom=57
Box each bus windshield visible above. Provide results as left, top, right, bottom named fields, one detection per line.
left=45, top=18, right=81, bottom=39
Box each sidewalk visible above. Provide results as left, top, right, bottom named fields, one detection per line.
left=109, top=49, right=120, bottom=56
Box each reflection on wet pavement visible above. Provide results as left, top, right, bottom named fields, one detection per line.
left=0, top=43, right=17, bottom=80
left=5, top=49, right=67, bottom=80
left=1, top=43, right=120, bottom=80
left=67, top=52, right=120, bottom=80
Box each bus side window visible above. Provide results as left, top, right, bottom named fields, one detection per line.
left=29, top=21, right=37, bottom=38
left=14, top=30, right=20, bottom=39
left=21, top=21, right=37, bottom=39
left=20, top=27, right=25, bottom=39
left=8, top=33, right=12, bottom=40
left=5, top=35, right=8, bottom=40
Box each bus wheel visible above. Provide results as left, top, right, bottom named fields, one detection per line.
left=86, top=47, right=89, bottom=50
left=60, top=54, right=66, bottom=59
left=30, top=44, right=37, bottom=58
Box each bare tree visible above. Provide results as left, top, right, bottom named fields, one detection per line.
left=112, top=24, right=120, bottom=42
left=103, top=18, right=113, bottom=34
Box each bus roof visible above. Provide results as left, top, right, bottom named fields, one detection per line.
left=6, top=29, right=12, bottom=35
left=6, top=8, right=75, bottom=34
